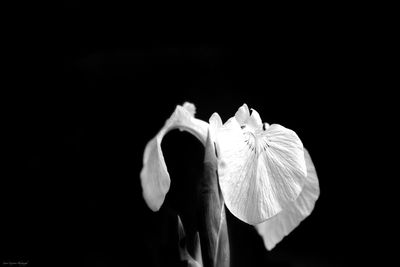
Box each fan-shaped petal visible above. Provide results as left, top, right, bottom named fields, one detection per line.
left=214, top=110, right=306, bottom=224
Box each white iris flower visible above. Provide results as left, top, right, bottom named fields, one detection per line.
left=140, top=102, right=319, bottom=250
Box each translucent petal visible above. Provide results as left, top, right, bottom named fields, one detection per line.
left=255, top=148, right=320, bottom=250
left=140, top=103, right=209, bottom=211
left=216, top=117, right=306, bottom=225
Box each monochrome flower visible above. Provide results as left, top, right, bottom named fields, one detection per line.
left=140, top=102, right=319, bottom=250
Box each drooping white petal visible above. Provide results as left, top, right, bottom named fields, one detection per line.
left=255, top=148, right=320, bottom=250
left=215, top=111, right=307, bottom=225
left=140, top=102, right=209, bottom=211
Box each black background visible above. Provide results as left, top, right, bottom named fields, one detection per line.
left=8, top=2, right=388, bottom=267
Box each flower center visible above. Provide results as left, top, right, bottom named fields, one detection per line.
left=243, top=128, right=270, bottom=155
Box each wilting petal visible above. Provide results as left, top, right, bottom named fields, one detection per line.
left=255, top=148, right=320, bottom=250
left=140, top=102, right=209, bottom=211
left=214, top=107, right=307, bottom=225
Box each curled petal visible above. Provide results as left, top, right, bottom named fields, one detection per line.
left=246, top=109, right=263, bottom=131
left=255, top=148, right=320, bottom=250
left=215, top=113, right=306, bottom=224
left=234, top=103, right=250, bottom=125
left=140, top=103, right=209, bottom=211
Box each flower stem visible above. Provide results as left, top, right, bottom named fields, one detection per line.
left=197, top=132, right=230, bottom=267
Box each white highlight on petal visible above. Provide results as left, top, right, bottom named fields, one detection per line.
left=255, top=148, right=320, bottom=250
left=140, top=102, right=209, bottom=211
left=214, top=104, right=307, bottom=225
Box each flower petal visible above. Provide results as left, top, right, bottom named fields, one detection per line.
left=140, top=103, right=209, bottom=211
left=254, top=148, right=319, bottom=250
left=234, top=103, right=250, bottom=125
left=209, top=112, right=223, bottom=158
left=209, top=112, right=223, bottom=138
left=216, top=118, right=306, bottom=224
left=246, top=109, right=263, bottom=131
